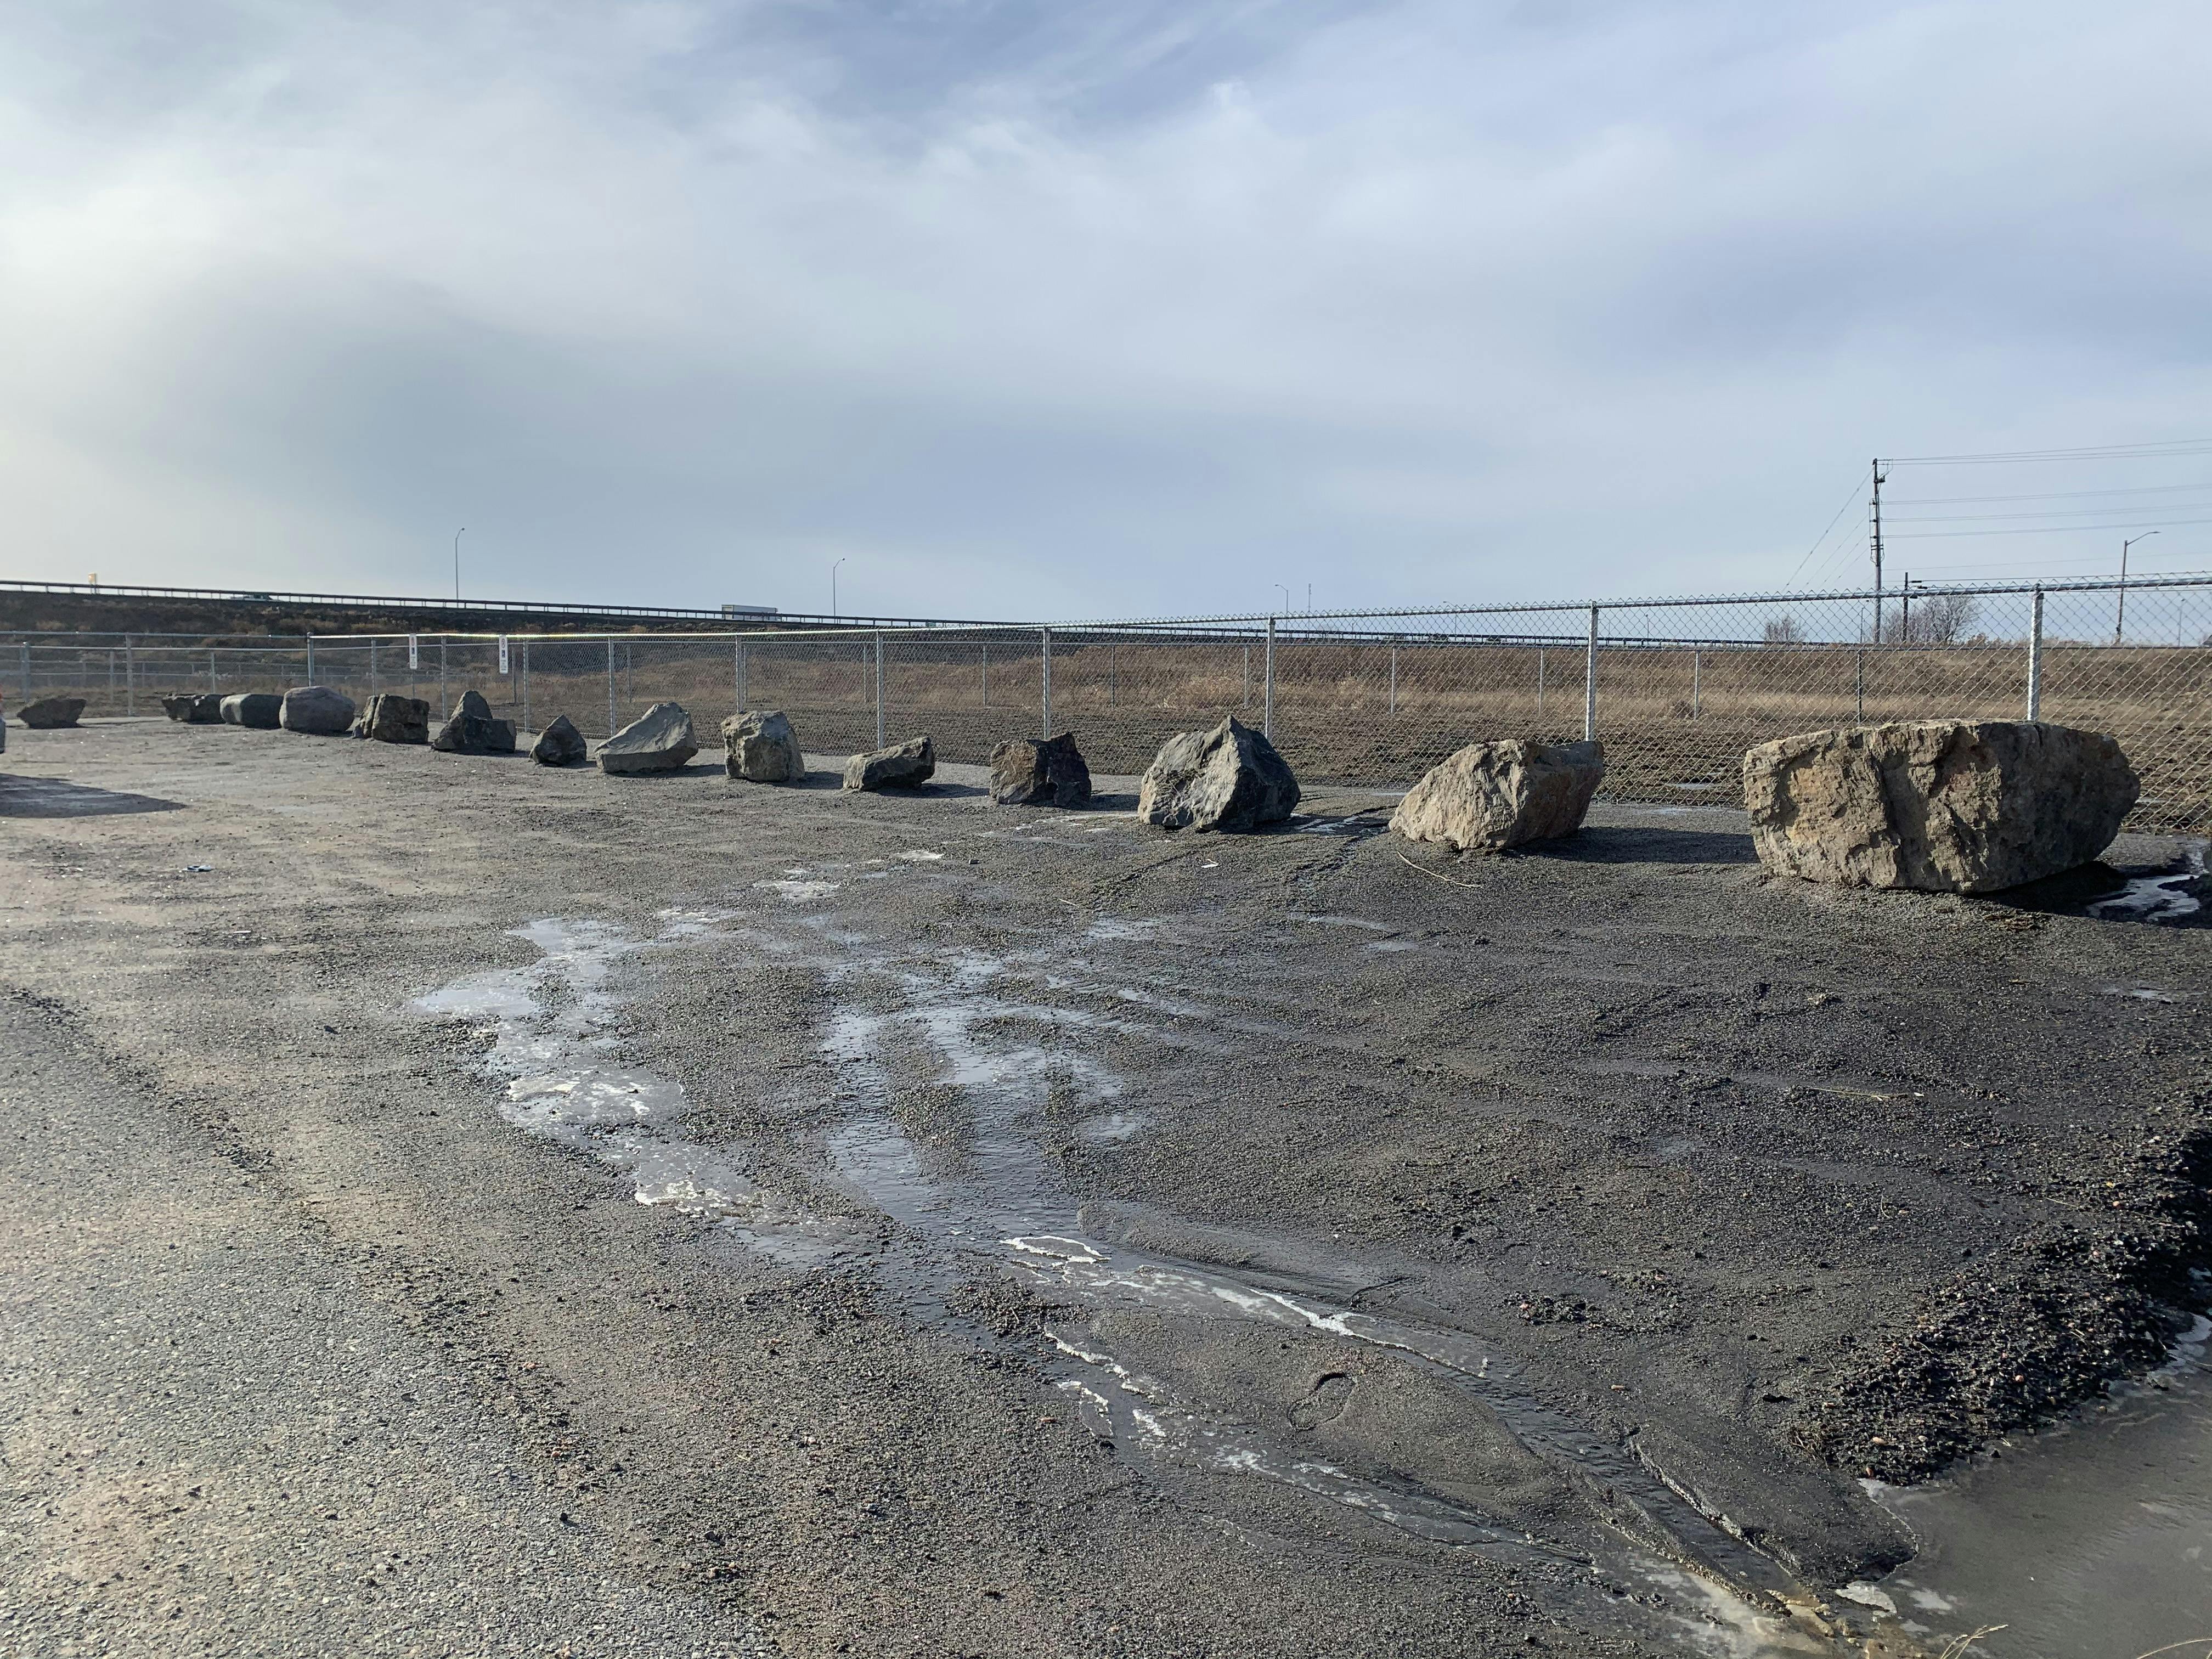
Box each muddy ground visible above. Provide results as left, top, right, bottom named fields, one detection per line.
left=2, top=719, right=2207, bottom=1659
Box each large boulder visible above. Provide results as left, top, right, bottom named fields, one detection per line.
left=723, top=709, right=804, bottom=782
left=352, top=693, right=430, bottom=744
left=531, top=714, right=588, bottom=768
left=220, top=692, right=283, bottom=730
left=843, top=735, right=935, bottom=792
left=1743, top=720, right=2139, bottom=894
left=1391, top=738, right=1605, bottom=853
left=18, top=697, right=86, bottom=729
left=431, top=689, right=516, bottom=754
left=1136, top=716, right=1299, bottom=832
left=989, top=732, right=1092, bottom=808
left=279, top=686, right=356, bottom=736
left=599, top=702, right=698, bottom=775
left=164, top=693, right=224, bottom=724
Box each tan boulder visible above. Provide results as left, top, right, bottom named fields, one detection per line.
left=1390, top=739, right=1605, bottom=853
left=1743, top=720, right=2137, bottom=893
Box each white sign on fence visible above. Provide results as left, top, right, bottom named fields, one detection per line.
left=407, top=634, right=420, bottom=670
left=498, top=636, right=510, bottom=675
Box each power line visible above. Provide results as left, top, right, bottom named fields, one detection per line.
left=1888, top=505, right=2212, bottom=524
left=1784, top=475, right=1870, bottom=588
left=1888, top=482, right=2212, bottom=506
left=1889, top=438, right=2212, bottom=466
left=1887, top=516, right=2212, bottom=539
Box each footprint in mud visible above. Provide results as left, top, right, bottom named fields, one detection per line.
left=1289, top=1371, right=1355, bottom=1429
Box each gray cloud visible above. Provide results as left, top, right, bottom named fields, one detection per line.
left=3, top=0, right=2209, bottom=617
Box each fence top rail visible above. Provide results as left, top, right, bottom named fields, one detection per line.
left=1059, top=571, right=2212, bottom=630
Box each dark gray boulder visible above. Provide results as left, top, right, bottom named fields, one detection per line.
left=164, top=693, right=223, bottom=724
left=352, top=693, right=430, bottom=744
left=18, top=697, right=86, bottom=729
left=599, top=702, right=697, bottom=774
left=989, top=732, right=1092, bottom=808
left=722, top=709, right=804, bottom=782
left=1136, top=716, right=1299, bottom=832
left=843, top=735, right=935, bottom=792
left=279, top=686, right=356, bottom=736
left=220, top=692, right=284, bottom=730
left=431, top=690, right=516, bottom=754
left=531, top=714, right=588, bottom=767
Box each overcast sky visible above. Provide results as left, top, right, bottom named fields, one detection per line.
left=3, top=1, right=2209, bottom=619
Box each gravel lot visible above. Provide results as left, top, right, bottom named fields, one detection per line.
left=3, top=717, right=2207, bottom=1658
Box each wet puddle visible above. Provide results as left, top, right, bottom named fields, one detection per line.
left=1867, top=1317, right=2212, bottom=1657
left=416, top=898, right=1898, bottom=1654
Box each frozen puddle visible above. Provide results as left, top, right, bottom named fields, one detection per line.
left=2088, top=843, right=2207, bottom=924
left=412, top=915, right=850, bottom=1261
left=414, top=906, right=1863, bottom=1652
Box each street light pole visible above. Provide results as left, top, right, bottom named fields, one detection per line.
left=832, top=557, right=847, bottom=619
left=2117, top=532, right=2158, bottom=644
left=454, top=527, right=465, bottom=601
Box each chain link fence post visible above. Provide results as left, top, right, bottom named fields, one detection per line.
left=306, top=633, right=316, bottom=686
left=1263, top=617, right=1276, bottom=738
left=1389, top=642, right=1398, bottom=715
left=2026, top=586, right=2045, bottom=720
left=521, top=640, right=531, bottom=733
left=606, top=637, right=617, bottom=737
left=125, top=636, right=134, bottom=716
left=735, top=636, right=747, bottom=714
left=18, top=640, right=28, bottom=702
left=874, top=630, right=886, bottom=749
left=1583, top=606, right=1599, bottom=742
left=1040, top=627, right=1053, bottom=737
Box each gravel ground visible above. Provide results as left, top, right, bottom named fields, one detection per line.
left=2, top=716, right=2207, bottom=1658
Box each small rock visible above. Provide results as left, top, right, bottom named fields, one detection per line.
left=531, top=714, right=588, bottom=768
left=1136, top=716, right=1299, bottom=832
left=843, top=735, right=935, bottom=792
left=1391, top=738, right=1605, bottom=852
left=17, top=697, right=86, bottom=729
left=431, top=689, right=516, bottom=754
left=279, top=686, right=356, bottom=736
left=722, top=710, right=804, bottom=782
left=220, top=692, right=284, bottom=730
left=599, top=702, right=698, bottom=774
left=988, top=732, right=1092, bottom=808
left=351, top=693, right=430, bottom=744
left=1743, top=719, right=2139, bottom=893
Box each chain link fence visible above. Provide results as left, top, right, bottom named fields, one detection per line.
left=8, top=575, right=2210, bottom=832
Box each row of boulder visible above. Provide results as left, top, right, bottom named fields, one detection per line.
left=1385, top=718, right=2141, bottom=896
left=149, top=685, right=2139, bottom=895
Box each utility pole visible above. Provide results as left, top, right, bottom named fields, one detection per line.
left=454, top=527, right=465, bottom=601
left=1869, top=459, right=1886, bottom=645
left=2117, top=532, right=2158, bottom=645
